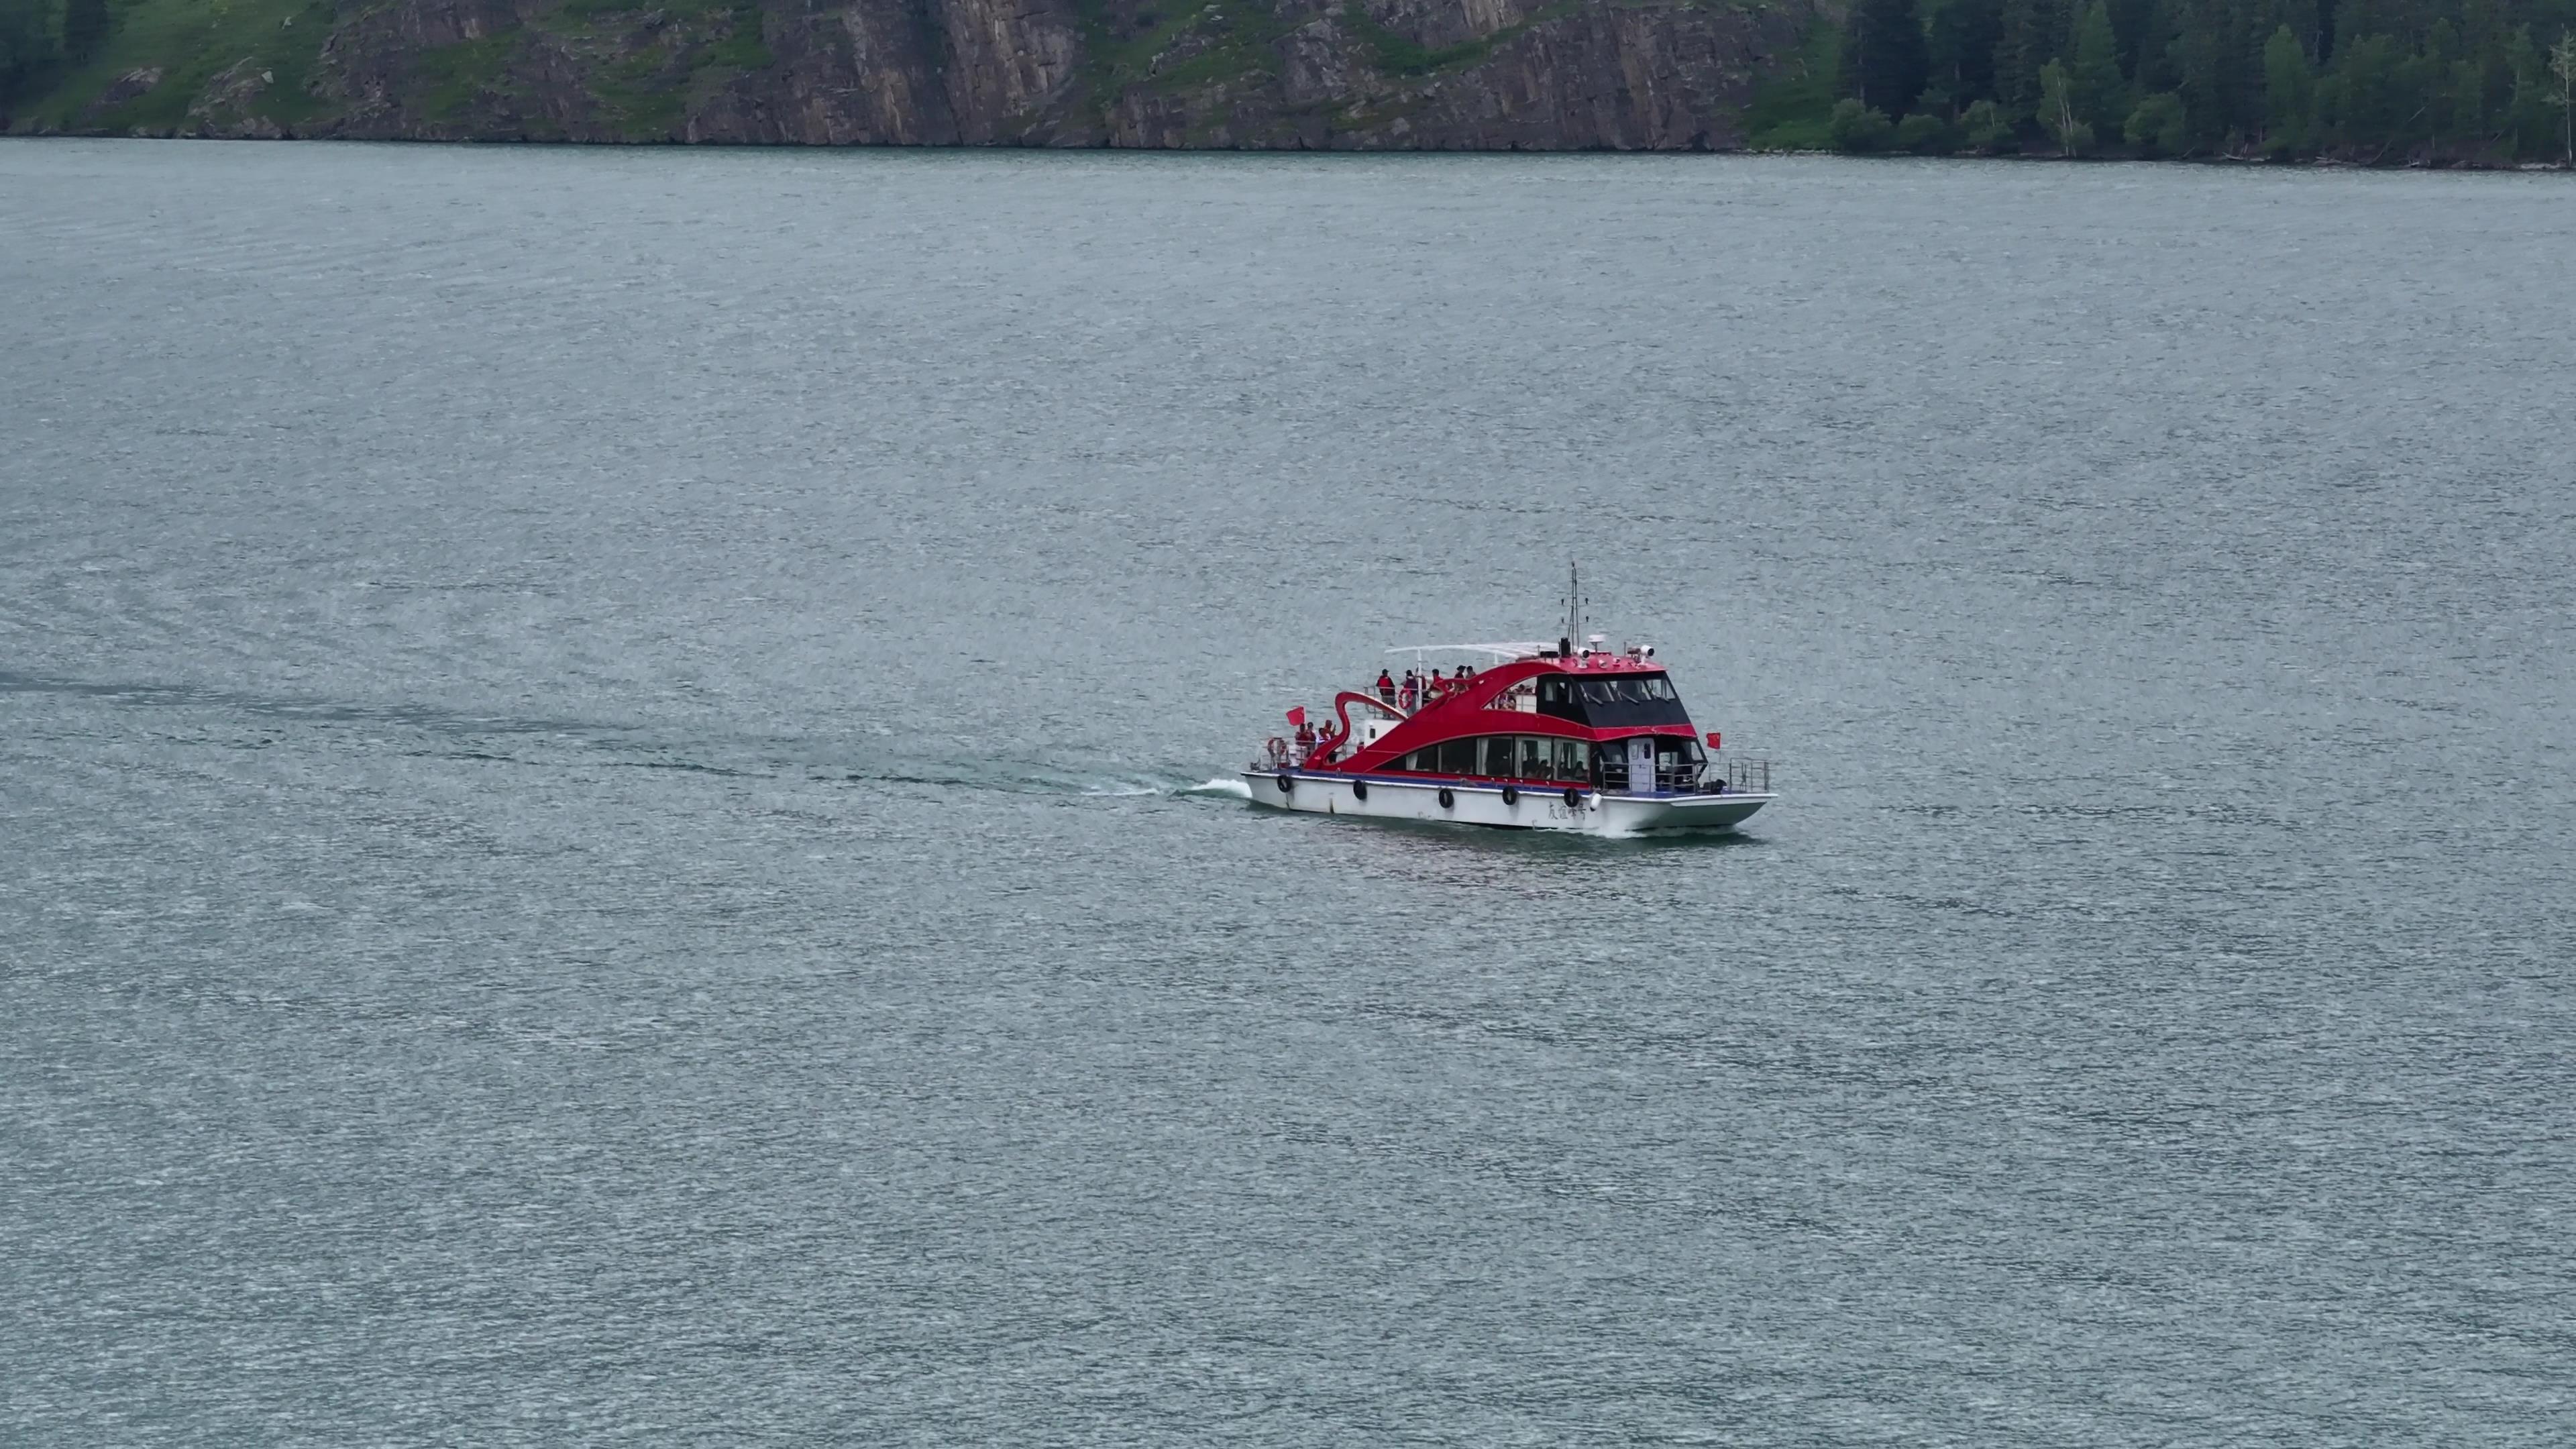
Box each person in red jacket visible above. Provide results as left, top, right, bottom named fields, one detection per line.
left=1376, top=669, right=1396, bottom=704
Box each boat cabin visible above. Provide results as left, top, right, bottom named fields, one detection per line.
left=1279, top=641, right=1721, bottom=796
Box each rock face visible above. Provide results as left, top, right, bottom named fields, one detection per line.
left=18, top=0, right=1809, bottom=148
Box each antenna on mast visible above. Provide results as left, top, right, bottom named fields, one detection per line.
left=1559, top=561, right=1583, bottom=657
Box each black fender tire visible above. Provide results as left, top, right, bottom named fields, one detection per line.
left=1500, top=785, right=1519, bottom=806
left=1276, top=773, right=1293, bottom=795
left=1352, top=780, right=1368, bottom=801
left=1562, top=787, right=1582, bottom=808
left=1437, top=788, right=1455, bottom=810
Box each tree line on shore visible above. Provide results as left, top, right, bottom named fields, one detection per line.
left=1778, top=0, right=2576, bottom=161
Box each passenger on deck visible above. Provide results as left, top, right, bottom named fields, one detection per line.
left=1377, top=669, right=1396, bottom=704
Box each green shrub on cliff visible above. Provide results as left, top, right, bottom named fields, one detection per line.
left=1959, top=99, right=2015, bottom=152
left=1894, top=110, right=1957, bottom=152
left=2125, top=91, right=2187, bottom=156
left=1743, top=19, right=1840, bottom=150
left=1827, top=97, right=1894, bottom=150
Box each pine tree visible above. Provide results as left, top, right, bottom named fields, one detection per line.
left=2263, top=23, right=2316, bottom=146
left=1847, top=0, right=1935, bottom=115
left=1, top=0, right=62, bottom=101
left=62, top=0, right=108, bottom=64
left=1925, top=0, right=2006, bottom=105
left=2108, top=0, right=2159, bottom=72
left=2133, top=0, right=2186, bottom=89
left=2171, top=5, right=2229, bottom=142
left=2073, top=0, right=2130, bottom=127
left=2504, top=25, right=2553, bottom=158
left=1996, top=0, right=2075, bottom=109
left=2208, top=0, right=2270, bottom=142
left=2450, top=55, right=2486, bottom=148
left=2336, top=0, right=2402, bottom=49
left=2422, top=17, right=2489, bottom=154
left=2333, top=32, right=2410, bottom=151
left=2551, top=29, right=2576, bottom=164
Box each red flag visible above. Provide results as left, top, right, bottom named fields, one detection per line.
left=1287, top=706, right=1307, bottom=727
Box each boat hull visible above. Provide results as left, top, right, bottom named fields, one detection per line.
left=1238, top=769, right=1770, bottom=835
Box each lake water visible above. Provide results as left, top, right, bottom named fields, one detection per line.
left=3, top=140, right=2572, bottom=1444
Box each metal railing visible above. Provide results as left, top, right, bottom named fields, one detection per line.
left=1607, top=758, right=1774, bottom=795
left=1713, top=757, right=1772, bottom=794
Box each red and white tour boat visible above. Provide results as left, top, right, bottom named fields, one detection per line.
left=1242, top=582, right=1774, bottom=835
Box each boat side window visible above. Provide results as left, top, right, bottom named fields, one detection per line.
left=1438, top=739, right=1479, bottom=775
left=1552, top=739, right=1590, bottom=782
left=1642, top=676, right=1676, bottom=701
left=1537, top=676, right=1579, bottom=720
left=1518, top=737, right=1546, bottom=779
left=1483, top=737, right=1515, bottom=778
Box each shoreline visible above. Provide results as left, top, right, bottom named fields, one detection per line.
left=4, top=129, right=2569, bottom=172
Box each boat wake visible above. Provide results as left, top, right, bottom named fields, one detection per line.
left=0, top=669, right=1258, bottom=808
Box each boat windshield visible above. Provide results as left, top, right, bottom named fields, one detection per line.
left=1576, top=677, right=1676, bottom=707
left=1541, top=672, right=1691, bottom=728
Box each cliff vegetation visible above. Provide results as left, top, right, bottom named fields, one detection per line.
left=0, top=0, right=1809, bottom=146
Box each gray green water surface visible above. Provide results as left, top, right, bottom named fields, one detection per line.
left=3, top=141, right=2571, bottom=1444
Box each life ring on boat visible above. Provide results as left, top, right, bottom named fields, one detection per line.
left=1437, top=787, right=1455, bottom=810
left=1352, top=780, right=1368, bottom=801
left=1500, top=785, right=1519, bottom=805
left=1265, top=737, right=1289, bottom=766
left=1276, top=773, right=1293, bottom=795
left=1562, top=787, right=1582, bottom=808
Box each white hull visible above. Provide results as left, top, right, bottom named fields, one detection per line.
left=1239, top=769, right=1770, bottom=836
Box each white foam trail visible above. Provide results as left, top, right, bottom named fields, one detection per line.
left=1181, top=777, right=1254, bottom=800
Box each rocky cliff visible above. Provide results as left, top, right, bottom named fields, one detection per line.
left=9, top=0, right=1812, bottom=148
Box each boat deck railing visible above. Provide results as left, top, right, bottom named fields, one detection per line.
left=1711, top=757, right=1772, bottom=795
left=1608, top=758, right=1773, bottom=796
